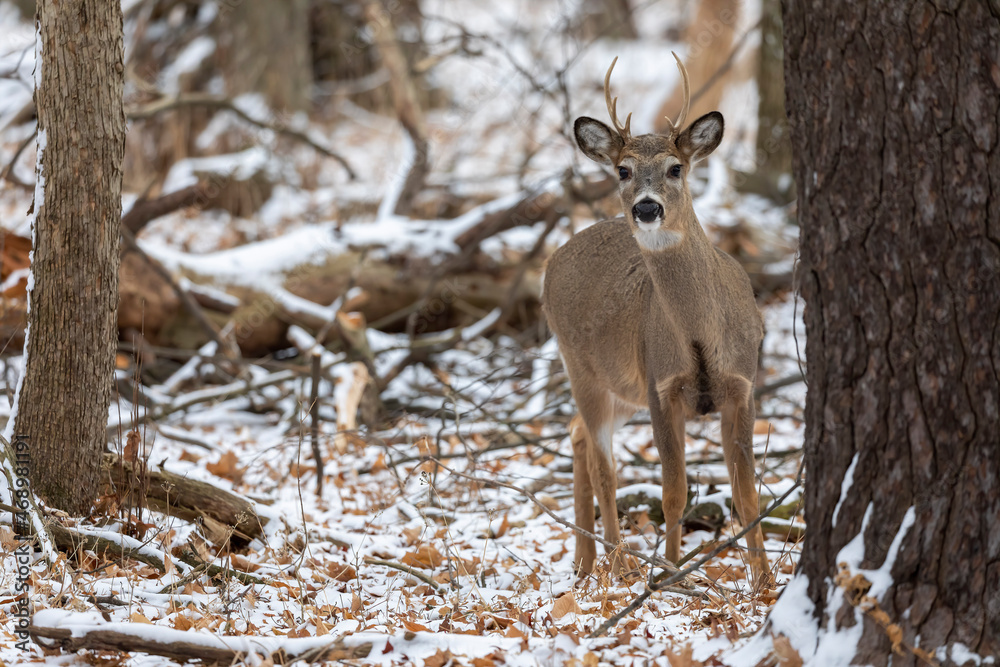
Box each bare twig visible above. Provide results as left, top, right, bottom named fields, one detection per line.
left=127, top=94, right=356, bottom=179
left=363, top=556, right=441, bottom=590
left=754, top=372, right=805, bottom=398
left=309, top=351, right=323, bottom=497
left=0, top=128, right=36, bottom=189
left=437, top=462, right=681, bottom=576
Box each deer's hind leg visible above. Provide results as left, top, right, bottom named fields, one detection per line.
left=720, top=378, right=771, bottom=588
left=569, top=414, right=597, bottom=575
left=567, top=380, right=635, bottom=575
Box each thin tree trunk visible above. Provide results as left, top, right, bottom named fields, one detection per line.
left=781, top=1, right=1000, bottom=664
left=364, top=0, right=429, bottom=216
left=655, top=0, right=741, bottom=134
left=17, top=0, right=126, bottom=514
left=219, top=0, right=312, bottom=113
left=735, top=0, right=793, bottom=202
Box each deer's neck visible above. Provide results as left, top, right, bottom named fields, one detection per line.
left=639, top=219, right=722, bottom=336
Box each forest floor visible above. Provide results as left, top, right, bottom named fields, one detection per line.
left=0, top=293, right=806, bottom=665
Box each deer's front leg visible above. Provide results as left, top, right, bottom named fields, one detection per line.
left=648, top=379, right=688, bottom=563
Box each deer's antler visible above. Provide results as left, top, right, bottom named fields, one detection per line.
left=664, top=52, right=690, bottom=137
left=604, top=57, right=632, bottom=143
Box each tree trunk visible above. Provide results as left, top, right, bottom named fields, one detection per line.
left=17, top=0, right=126, bottom=514
left=734, top=0, right=793, bottom=202
left=219, top=0, right=312, bottom=113
left=654, top=0, right=741, bottom=135
left=781, top=1, right=1000, bottom=664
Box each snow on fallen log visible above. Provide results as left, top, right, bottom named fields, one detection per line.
left=30, top=610, right=373, bottom=664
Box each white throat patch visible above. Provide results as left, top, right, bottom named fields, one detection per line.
left=634, top=227, right=683, bottom=252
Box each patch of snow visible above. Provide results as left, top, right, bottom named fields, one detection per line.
left=831, top=451, right=859, bottom=528
left=937, top=643, right=996, bottom=666
left=159, top=36, right=215, bottom=94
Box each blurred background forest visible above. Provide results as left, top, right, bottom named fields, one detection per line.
left=1, top=0, right=796, bottom=360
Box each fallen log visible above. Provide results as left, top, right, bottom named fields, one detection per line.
left=30, top=614, right=373, bottom=664
left=103, top=453, right=268, bottom=547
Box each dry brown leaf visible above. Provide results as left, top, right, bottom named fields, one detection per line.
left=772, top=634, right=803, bottom=667
left=326, top=562, right=357, bottom=582
left=401, top=525, right=423, bottom=545
left=129, top=611, right=152, bottom=624
left=123, top=430, right=141, bottom=462
left=665, top=643, right=700, bottom=667
left=205, top=450, right=245, bottom=484
left=424, top=648, right=454, bottom=667
left=551, top=592, right=583, bottom=619
left=230, top=553, right=260, bottom=573
left=179, top=450, right=201, bottom=463
left=493, top=514, right=510, bottom=539
left=402, top=619, right=430, bottom=632
left=351, top=591, right=363, bottom=613
left=401, top=544, right=444, bottom=569
left=536, top=495, right=561, bottom=511
left=171, top=615, right=193, bottom=631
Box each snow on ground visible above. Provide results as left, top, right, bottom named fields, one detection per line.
left=0, top=0, right=808, bottom=664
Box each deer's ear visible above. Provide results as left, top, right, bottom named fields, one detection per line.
left=575, top=117, right=625, bottom=167
left=676, top=111, right=724, bottom=163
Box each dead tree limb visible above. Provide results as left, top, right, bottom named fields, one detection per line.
left=121, top=184, right=207, bottom=235
left=30, top=621, right=372, bottom=663
left=119, top=228, right=229, bottom=353
left=363, top=0, right=429, bottom=215
left=103, top=453, right=269, bottom=546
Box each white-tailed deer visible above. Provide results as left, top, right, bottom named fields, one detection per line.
left=543, top=54, right=769, bottom=585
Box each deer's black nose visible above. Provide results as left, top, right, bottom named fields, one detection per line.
left=632, top=199, right=663, bottom=223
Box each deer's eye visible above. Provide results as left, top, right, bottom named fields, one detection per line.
left=669, top=164, right=682, bottom=179
left=618, top=166, right=630, bottom=181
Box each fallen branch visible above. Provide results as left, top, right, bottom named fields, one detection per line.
left=110, top=368, right=299, bottom=432
left=103, top=453, right=269, bottom=546
left=45, top=522, right=181, bottom=575
left=174, top=547, right=266, bottom=586
left=121, top=184, right=207, bottom=235
left=754, top=372, right=805, bottom=398
left=30, top=616, right=372, bottom=663
left=120, top=228, right=229, bottom=353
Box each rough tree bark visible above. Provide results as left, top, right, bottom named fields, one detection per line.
left=782, top=1, right=999, bottom=664
left=17, top=0, right=126, bottom=514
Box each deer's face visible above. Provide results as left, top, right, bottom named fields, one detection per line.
left=574, top=55, right=723, bottom=252
left=574, top=114, right=724, bottom=252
